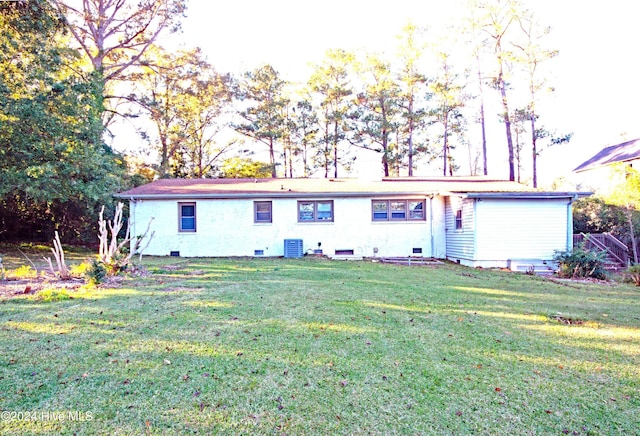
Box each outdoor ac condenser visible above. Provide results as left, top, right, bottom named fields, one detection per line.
left=284, top=239, right=303, bottom=258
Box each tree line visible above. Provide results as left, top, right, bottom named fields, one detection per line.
left=131, top=2, right=571, bottom=185
left=0, top=0, right=569, bottom=243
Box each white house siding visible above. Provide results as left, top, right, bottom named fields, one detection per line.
left=444, top=196, right=476, bottom=265
left=131, top=196, right=439, bottom=258
left=474, top=198, right=570, bottom=267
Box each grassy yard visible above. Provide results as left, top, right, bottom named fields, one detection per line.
left=0, top=256, right=638, bottom=435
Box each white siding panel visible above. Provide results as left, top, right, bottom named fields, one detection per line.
left=475, top=199, right=569, bottom=260
left=445, top=196, right=475, bottom=262
left=131, top=197, right=435, bottom=258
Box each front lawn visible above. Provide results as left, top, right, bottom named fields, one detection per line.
left=0, top=257, right=638, bottom=434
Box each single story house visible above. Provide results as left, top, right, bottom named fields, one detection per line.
left=115, top=177, right=588, bottom=269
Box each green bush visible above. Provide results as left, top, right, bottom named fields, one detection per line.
left=86, top=259, right=107, bottom=285
left=35, top=288, right=73, bottom=302
left=624, top=264, right=640, bottom=286
left=553, top=244, right=608, bottom=280
left=9, top=265, right=37, bottom=279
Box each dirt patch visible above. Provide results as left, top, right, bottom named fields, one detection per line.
left=552, top=315, right=586, bottom=325
left=0, top=277, right=85, bottom=299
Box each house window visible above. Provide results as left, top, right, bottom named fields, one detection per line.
left=455, top=209, right=463, bottom=230
left=372, top=201, right=388, bottom=220
left=179, top=202, right=196, bottom=232
left=390, top=201, right=407, bottom=220
left=254, top=201, right=272, bottom=223
left=298, top=200, right=334, bottom=222
left=409, top=201, right=425, bottom=220
left=372, top=200, right=425, bottom=221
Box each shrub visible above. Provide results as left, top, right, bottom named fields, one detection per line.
left=35, top=288, right=73, bottom=302
left=70, top=260, right=92, bottom=277
left=554, top=244, right=608, bottom=280
left=624, top=264, right=640, bottom=286
left=98, top=202, right=153, bottom=275
left=86, top=259, right=107, bottom=285
left=9, top=265, right=37, bottom=279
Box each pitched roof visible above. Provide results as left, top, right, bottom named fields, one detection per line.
left=573, top=138, right=640, bottom=173
left=116, top=177, right=583, bottom=200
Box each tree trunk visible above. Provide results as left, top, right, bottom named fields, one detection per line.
left=382, top=134, right=390, bottom=178
left=324, top=123, right=330, bottom=178
left=333, top=120, right=339, bottom=178
left=443, top=114, right=449, bottom=177
left=269, top=137, right=276, bottom=178
left=381, top=100, right=390, bottom=177
left=530, top=114, right=538, bottom=188
left=626, top=209, right=638, bottom=264
left=407, top=97, right=414, bottom=176
left=498, top=72, right=515, bottom=181
left=477, top=63, right=488, bottom=176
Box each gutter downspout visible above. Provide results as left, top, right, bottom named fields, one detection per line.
left=429, top=195, right=435, bottom=258
left=130, top=198, right=137, bottom=254
left=568, top=197, right=575, bottom=251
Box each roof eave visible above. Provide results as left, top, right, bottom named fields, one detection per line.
left=456, top=191, right=593, bottom=199
left=114, top=191, right=436, bottom=200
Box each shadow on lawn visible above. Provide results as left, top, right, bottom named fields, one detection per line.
left=1, top=259, right=639, bottom=434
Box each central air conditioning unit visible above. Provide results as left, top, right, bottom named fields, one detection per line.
left=284, top=239, right=303, bottom=258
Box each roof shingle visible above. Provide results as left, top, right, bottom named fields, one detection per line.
left=573, top=138, right=640, bottom=172
left=115, top=177, right=574, bottom=199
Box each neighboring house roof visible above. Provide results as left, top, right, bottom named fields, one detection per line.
left=116, top=177, right=586, bottom=200
left=573, top=138, right=640, bottom=173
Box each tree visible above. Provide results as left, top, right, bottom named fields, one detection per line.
left=428, top=48, right=469, bottom=176
left=510, top=107, right=529, bottom=182
left=0, top=0, right=127, bottom=243
left=606, top=164, right=640, bottom=263
left=233, top=65, right=289, bottom=178
left=463, top=12, right=491, bottom=175
left=50, top=0, right=186, bottom=125
left=131, top=46, right=190, bottom=177
left=308, top=49, right=356, bottom=178
left=176, top=66, right=234, bottom=178
left=289, top=99, right=319, bottom=177
left=217, top=157, right=272, bottom=179
left=476, top=0, right=519, bottom=181
left=513, top=11, right=570, bottom=187
left=350, top=54, right=401, bottom=177
left=395, top=22, right=429, bottom=176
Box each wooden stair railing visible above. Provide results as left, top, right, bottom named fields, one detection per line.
left=573, top=233, right=629, bottom=267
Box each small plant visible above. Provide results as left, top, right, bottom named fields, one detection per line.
left=98, top=202, right=154, bottom=275
left=34, top=288, right=73, bottom=302
left=70, top=260, right=92, bottom=277
left=624, top=264, right=640, bottom=286
left=44, top=231, right=71, bottom=280
left=86, top=259, right=107, bottom=285
left=10, top=265, right=37, bottom=279
left=553, top=243, right=608, bottom=280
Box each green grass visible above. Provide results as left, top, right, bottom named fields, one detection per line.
left=0, top=257, right=639, bottom=435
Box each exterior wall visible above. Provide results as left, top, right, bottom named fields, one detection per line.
left=474, top=198, right=571, bottom=266
left=444, top=196, right=476, bottom=265
left=130, top=196, right=442, bottom=258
